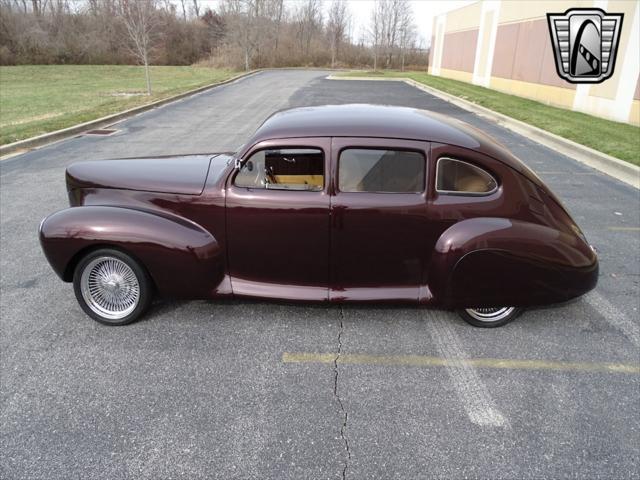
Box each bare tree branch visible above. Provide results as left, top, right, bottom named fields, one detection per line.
left=0, top=0, right=425, bottom=69
left=326, top=0, right=348, bottom=68
left=370, top=0, right=415, bottom=70
left=179, top=0, right=186, bottom=20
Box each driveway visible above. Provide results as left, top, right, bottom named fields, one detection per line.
left=1, top=69, right=638, bottom=479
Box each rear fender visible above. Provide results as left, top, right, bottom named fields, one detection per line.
left=39, top=206, right=225, bottom=298
left=428, top=217, right=598, bottom=307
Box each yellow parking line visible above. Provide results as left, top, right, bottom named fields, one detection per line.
left=536, top=171, right=599, bottom=175
left=282, top=352, right=640, bottom=375
left=607, top=227, right=640, bottom=232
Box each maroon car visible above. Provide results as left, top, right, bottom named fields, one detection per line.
left=39, top=104, right=598, bottom=327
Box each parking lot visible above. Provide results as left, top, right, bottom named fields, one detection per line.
left=1, top=69, right=639, bottom=479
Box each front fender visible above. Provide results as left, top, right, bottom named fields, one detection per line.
left=428, top=217, right=598, bottom=307
left=39, top=206, right=225, bottom=298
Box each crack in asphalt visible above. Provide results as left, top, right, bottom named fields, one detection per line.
left=334, top=307, right=351, bottom=479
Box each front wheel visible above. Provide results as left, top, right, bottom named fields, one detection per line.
left=457, top=307, right=522, bottom=328
left=73, top=248, right=153, bottom=325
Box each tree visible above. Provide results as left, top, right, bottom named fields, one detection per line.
left=118, top=0, right=158, bottom=95
left=201, top=7, right=225, bottom=53
left=326, top=0, right=348, bottom=68
left=370, top=0, right=384, bottom=70
left=293, top=0, right=322, bottom=58
left=219, top=0, right=261, bottom=71
left=370, top=0, right=415, bottom=70
left=0, top=0, right=426, bottom=69
left=30, top=0, right=48, bottom=16
left=397, top=1, right=415, bottom=71
left=271, top=0, right=284, bottom=53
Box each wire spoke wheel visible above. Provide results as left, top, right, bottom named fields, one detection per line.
left=464, top=307, right=516, bottom=322
left=80, top=256, right=140, bottom=321
left=458, top=306, right=522, bottom=327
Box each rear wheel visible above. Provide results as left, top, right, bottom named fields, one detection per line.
left=73, top=248, right=153, bottom=325
left=457, top=307, right=522, bottom=328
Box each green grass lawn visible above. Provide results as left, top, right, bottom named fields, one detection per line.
left=339, top=70, right=640, bottom=166
left=0, top=65, right=236, bottom=145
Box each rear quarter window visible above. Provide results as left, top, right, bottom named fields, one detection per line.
left=436, top=158, right=497, bottom=195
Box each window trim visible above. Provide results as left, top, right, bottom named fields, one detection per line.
left=435, top=157, right=499, bottom=196
left=336, top=147, right=427, bottom=194
left=232, top=146, right=326, bottom=192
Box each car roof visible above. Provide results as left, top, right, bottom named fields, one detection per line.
left=246, top=104, right=542, bottom=187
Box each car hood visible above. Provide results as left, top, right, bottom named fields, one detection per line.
left=66, top=154, right=230, bottom=195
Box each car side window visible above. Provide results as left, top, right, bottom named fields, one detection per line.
left=338, top=148, right=425, bottom=193
left=235, top=148, right=324, bottom=191
left=436, top=157, right=497, bottom=195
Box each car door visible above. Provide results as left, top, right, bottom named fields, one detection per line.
left=226, top=137, right=331, bottom=301
left=329, top=137, right=432, bottom=302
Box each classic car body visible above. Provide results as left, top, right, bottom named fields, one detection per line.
left=39, top=104, right=598, bottom=326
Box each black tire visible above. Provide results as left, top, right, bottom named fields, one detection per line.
left=73, top=248, right=153, bottom=326
left=457, top=307, right=522, bottom=328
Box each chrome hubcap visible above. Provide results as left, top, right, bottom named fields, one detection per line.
left=81, top=256, right=140, bottom=320
left=465, top=307, right=515, bottom=322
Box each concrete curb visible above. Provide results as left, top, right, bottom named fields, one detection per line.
left=328, top=75, right=640, bottom=190
left=0, top=69, right=262, bottom=159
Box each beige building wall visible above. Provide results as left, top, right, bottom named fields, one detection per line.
left=429, top=0, right=640, bottom=126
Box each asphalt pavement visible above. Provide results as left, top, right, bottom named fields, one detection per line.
left=1, top=69, right=639, bottom=479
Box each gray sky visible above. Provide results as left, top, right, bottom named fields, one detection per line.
left=181, top=0, right=476, bottom=47
left=341, top=0, right=475, bottom=46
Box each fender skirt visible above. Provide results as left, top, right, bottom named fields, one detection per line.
left=428, top=218, right=598, bottom=308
